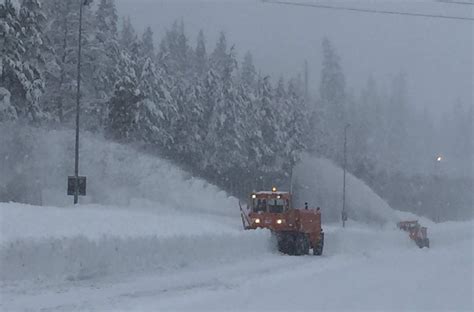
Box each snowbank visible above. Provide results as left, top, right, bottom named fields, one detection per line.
left=0, top=203, right=273, bottom=282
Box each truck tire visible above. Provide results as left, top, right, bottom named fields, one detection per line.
left=277, top=232, right=294, bottom=255
left=424, top=238, right=430, bottom=248
left=416, top=238, right=424, bottom=248
left=303, top=234, right=310, bottom=255
left=313, top=232, right=324, bottom=256
left=295, top=234, right=309, bottom=256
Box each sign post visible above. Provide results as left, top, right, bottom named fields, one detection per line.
left=70, top=0, right=92, bottom=204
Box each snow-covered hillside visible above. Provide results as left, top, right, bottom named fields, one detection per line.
left=0, top=125, right=236, bottom=216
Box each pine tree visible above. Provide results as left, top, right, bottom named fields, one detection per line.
left=285, top=77, right=308, bottom=170
left=199, top=32, right=249, bottom=182
left=106, top=50, right=142, bottom=142
left=119, top=16, right=137, bottom=54
left=318, top=37, right=346, bottom=162
left=158, top=20, right=190, bottom=77
left=211, top=32, right=230, bottom=79
left=0, top=0, right=46, bottom=122
left=257, top=76, right=279, bottom=173
left=89, top=0, right=120, bottom=127
left=241, top=51, right=256, bottom=89
left=19, top=0, right=48, bottom=121
left=0, top=0, right=24, bottom=107
left=136, top=56, right=175, bottom=148
left=194, top=30, right=207, bottom=77
left=141, top=26, right=155, bottom=60
left=199, top=69, right=223, bottom=171
left=41, top=0, right=92, bottom=123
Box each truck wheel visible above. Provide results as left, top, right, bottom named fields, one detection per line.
left=424, top=238, right=430, bottom=248
left=277, top=234, right=289, bottom=254
left=313, top=232, right=324, bottom=256
left=277, top=233, right=296, bottom=255
left=303, top=235, right=310, bottom=255
left=295, top=234, right=309, bottom=255
left=416, top=238, right=424, bottom=248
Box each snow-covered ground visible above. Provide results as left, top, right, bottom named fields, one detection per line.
left=0, top=130, right=472, bottom=311
left=1, top=202, right=472, bottom=311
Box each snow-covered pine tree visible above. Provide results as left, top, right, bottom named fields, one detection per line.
left=18, top=0, right=50, bottom=121
left=0, top=0, right=46, bottom=122
left=256, top=75, right=279, bottom=174
left=210, top=32, right=230, bottom=79
left=141, top=26, right=155, bottom=61
left=0, top=0, right=23, bottom=121
left=171, top=29, right=209, bottom=164
left=135, top=26, right=174, bottom=148
left=41, top=0, right=87, bottom=123
left=199, top=68, right=222, bottom=172
left=158, top=20, right=190, bottom=78
left=241, top=51, right=256, bottom=89
left=236, top=52, right=262, bottom=187
left=119, top=16, right=137, bottom=54
left=106, top=49, right=142, bottom=142
left=19, top=0, right=46, bottom=69
left=194, top=30, right=207, bottom=77
left=209, top=40, right=246, bottom=182
left=156, top=21, right=193, bottom=160
left=89, top=0, right=120, bottom=128
left=283, top=77, right=308, bottom=173
left=318, top=37, right=346, bottom=163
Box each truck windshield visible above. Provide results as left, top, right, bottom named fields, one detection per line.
left=253, top=199, right=267, bottom=212
left=268, top=199, right=286, bottom=213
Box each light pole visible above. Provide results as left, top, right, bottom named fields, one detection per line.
left=71, top=0, right=92, bottom=204
left=342, top=124, right=350, bottom=228
left=434, top=155, right=443, bottom=222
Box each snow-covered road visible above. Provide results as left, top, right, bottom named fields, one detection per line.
left=1, top=203, right=472, bottom=311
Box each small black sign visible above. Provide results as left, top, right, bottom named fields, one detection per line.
left=342, top=211, right=348, bottom=222
left=67, top=176, right=86, bottom=196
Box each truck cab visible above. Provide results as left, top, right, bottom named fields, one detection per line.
left=250, top=189, right=291, bottom=214
left=240, top=187, right=324, bottom=256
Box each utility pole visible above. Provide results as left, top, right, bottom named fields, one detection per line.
left=342, top=124, right=350, bottom=227
left=304, top=60, right=309, bottom=101
left=70, top=0, right=92, bottom=205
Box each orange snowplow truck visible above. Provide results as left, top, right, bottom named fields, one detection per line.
left=240, top=187, right=324, bottom=256
left=397, top=220, right=430, bottom=248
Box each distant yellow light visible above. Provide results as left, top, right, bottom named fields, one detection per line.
left=277, top=195, right=281, bottom=199
left=252, top=194, right=256, bottom=199
left=276, top=219, right=283, bottom=224
left=272, top=186, right=277, bottom=192
left=254, top=218, right=261, bottom=224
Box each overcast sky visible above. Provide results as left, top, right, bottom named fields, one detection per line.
left=116, top=0, right=473, bottom=116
